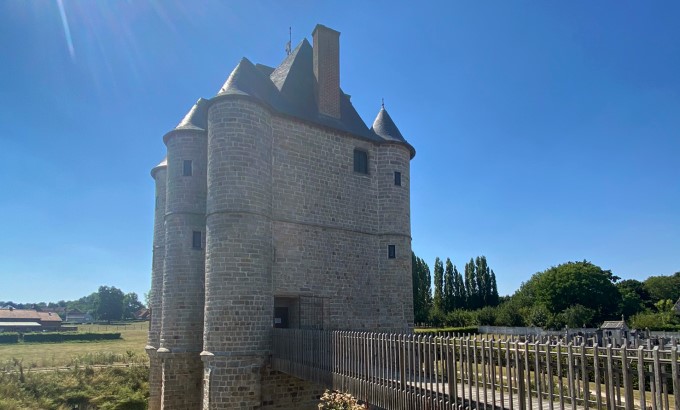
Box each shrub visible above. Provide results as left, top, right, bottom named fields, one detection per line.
left=318, top=389, right=367, bottom=410
left=0, top=332, right=19, bottom=344
left=477, top=306, right=497, bottom=326
left=494, top=301, right=527, bottom=327
left=415, top=326, right=478, bottom=336
left=444, top=309, right=477, bottom=327
left=22, top=332, right=121, bottom=343
left=630, top=311, right=680, bottom=331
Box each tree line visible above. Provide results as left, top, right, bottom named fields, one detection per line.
left=412, top=254, right=680, bottom=330
left=412, top=253, right=499, bottom=325
left=1, top=285, right=145, bottom=322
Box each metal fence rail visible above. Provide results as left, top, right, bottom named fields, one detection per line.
left=272, top=329, right=680, bottom=410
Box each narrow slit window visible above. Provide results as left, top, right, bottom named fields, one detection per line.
left=394, top=171, right=401, bottom=186
left=192, top=231, right=202, bottom=249
left=183, top=160, right=193, bottom=176
left=388, top=245, right=396, bottom=259
left=353, top=149, right=368, bottom=174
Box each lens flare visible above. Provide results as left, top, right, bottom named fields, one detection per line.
left=56, top=0, right=75, bottom=60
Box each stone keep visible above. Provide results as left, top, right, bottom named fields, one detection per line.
left=146, top=24, right=415, bottom=410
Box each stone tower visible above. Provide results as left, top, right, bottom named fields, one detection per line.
left=147, top=24, right=415, bottom=410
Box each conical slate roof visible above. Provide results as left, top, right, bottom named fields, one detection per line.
left=371, top=107, right=415, bottom=158
left=371, top=107, right=404, bottom=142
left=175, top=98, right=209, bottom=131
left=150, top=157, right=167, bottom=177
left=218, top=57, right=285, bottom=108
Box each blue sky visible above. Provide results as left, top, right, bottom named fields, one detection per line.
left=1, top=1, right=678, bottom=303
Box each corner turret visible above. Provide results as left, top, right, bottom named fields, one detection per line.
left=147, top=156, right=167, bottom=410
left=371, top=105, right=416, bottom=158
left=158, top=100, right=208, bottom=409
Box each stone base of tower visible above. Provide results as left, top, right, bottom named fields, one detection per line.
left=145, top=347, right=162, bottom=410
left=201, top=354, right=264, bottom=409
left=260, top=367, right=324, bottom=410
left=159, top=351, right=203, bottom=409
left=201, top=354, right=323, bottom=410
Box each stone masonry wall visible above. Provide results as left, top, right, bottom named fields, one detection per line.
left=376, top=144, right=413, bottom=332
left=203, top=97, right=273, bottom=409
left=260, top=367, right=324, bottom=410
left=148, top=165, right=166, bottom=410
left=270, top=115, right=411, bottom=332
left=159, top=129, right=207, bottom=409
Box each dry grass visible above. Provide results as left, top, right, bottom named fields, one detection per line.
left=0, top=322, right=149, bottom=369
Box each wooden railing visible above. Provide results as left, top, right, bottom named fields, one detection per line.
left=272, top=329, right=680, bottom=410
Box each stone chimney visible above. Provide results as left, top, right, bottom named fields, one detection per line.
left=312, top=24, right=341, bottom=118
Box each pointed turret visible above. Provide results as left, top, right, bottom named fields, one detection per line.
left=217, top=57, right=282, bottom=106
left=150, top=157, right=167, bottom=177
left=371, top=105, right=416, bottom=158
left=163, top=99, right=209, bottom=144
left=175, top=98, right=208, bottom=131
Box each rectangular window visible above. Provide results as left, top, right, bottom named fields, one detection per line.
left=394, top=171, right=401, bottom=186
left=388, top=245, right=396, bottom=259
left=183, top=160, right=193, bottom=176
left=353, top=149, right=368, bottom=174
left=192, top=231, right=202, bottom=249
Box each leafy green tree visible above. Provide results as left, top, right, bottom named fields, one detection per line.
left=528, top=305, right=552, bottom=328
left=443, top=258, right=455, bottom=312
left=494, top=300, right=526, bottom=327
left=643, top=272, right=680, bottom=305
left=433, top=257, right=444, bottom=313
left=477, top=306, right=497, bottom=326
left=617, top=279, right=650, bottom=318
left=558, top=304, right=595, bottom=328
left=525, top=261, right=621, bottom=326
left=445, top=309, right=477, bottom=327
left=630, top=308, right=680, bottom=330
left=123, top=292, right=145, bottom=320
left=94, top=286, right=125, bottom=322
left=67, top=292, right=98, bottom=315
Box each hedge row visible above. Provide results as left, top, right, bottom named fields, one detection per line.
left=0, top=333, right=20, bottom=344
left=649, top=324, right=680, bottom=332
left=22, top=332, right=121, bottom=343
left=414, top=326, right=479, bottom=336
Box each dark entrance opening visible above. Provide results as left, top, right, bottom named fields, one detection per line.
left=274, top=307, right=289, bottom=328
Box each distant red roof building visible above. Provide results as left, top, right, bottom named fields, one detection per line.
left=134, top=308, right=150, bottom=320
left=0, top=307, right=62, bottom=331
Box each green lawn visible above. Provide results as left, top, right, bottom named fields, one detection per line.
left=0, top=322, right=149, bottom=369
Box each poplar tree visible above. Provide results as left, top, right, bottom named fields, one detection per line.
left=421, top=259, right=432, bottom=311
left=411, top=253, right=433, bottom=323
left=443, top=258, right=455, bottom=312
left=433, top=257, right=444, bottom=313
left=489, top=269, right=499, bottom=306
left=475, top=256, right=491, bottom=306
left=464, top=258, right=478, bottom=310
left=454, top=266, right=466, bottom=309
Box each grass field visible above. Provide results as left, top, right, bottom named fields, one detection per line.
left=0, top=322, right=149, bottom=369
